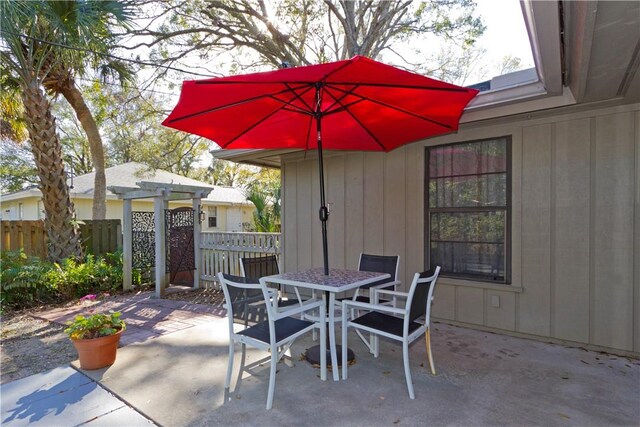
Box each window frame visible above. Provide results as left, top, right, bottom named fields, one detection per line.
left=424, top=136, right=512, bottom=284
left=208, top=206, right=218, bottom=228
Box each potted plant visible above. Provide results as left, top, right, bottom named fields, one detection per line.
left=65, top=311, right=126, bottom=370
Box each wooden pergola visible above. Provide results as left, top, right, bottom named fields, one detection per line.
left=109, top=181, right=213, bottom=298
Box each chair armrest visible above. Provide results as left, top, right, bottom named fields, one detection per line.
left=368, top=280, right=401, bottom=290
left=342, top=299, right=406, bottom=316
left=374, top=289, right=408, bottom=298
left=273, top=299, right=323, bottom=320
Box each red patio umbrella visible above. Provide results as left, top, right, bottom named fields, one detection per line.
left=163, top=55, right=478, bottom=275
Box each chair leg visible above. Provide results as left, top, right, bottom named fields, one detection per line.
left=426, top=328, right=436, bottom=375
left=266, top=344, right=278, bottom=410
left=373, top=334, right=380, bottom=358
left=402, top=340, right=415, bottom=399
left=225, top=341, right=235, bottom=389
left=341, top=308, right=348, bottom=380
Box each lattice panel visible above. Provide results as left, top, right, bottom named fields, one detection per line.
left=165, top=208, right=195, bottom=274
left=132, top=211, right=155, bottom=269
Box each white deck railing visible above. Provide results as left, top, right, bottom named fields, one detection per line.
left=200, top=231, right=281, bottom=285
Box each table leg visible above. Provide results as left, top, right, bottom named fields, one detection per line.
left=327, top=292, right=339, bottom=381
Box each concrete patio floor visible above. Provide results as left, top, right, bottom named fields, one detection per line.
left=76, top=315, right=639, bottom=426
left=6, top=292, right=638, bottom=426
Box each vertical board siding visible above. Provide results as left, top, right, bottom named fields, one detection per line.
left=310, top=159, right=322, bottom=268
left=486, top=291, right=516, bottom=331
left=296, top=159, right=313, bottom=270
left=345, top=153, right=365, bottom=269
left=519, top=124, right=552, bottom=337
left=283, top=161, right=298, bottom=272
left=405, top=143, right=422, bottom=287
left=593, top=112, right=635, bottom=350
left=327, top=155, right=346, bottom=269
left=383, top=148, right=406, bottom=284
left=363, top=153, right=384, bottom=254
left=634, top=110, right=640, bottom=353
left=553, top=119, right=591, bottom=343
left=281, top=105, right=639, bottom=353
left=432, top=284, right=456, bottom=319
left=456, top=287, right=484, bottom=325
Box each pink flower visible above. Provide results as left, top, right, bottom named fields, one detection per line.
left=80, top=294, right=97, bottom=302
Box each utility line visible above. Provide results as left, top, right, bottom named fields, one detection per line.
left=1, top=30, right=220, bottom=78
left=74, top=76, right=176, bottom=97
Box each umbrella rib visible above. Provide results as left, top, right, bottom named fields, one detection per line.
left=284, top=83, right=314, bottom=113
left=167, top=84, right=311, bottom=123
left=324, top=89, right=387, bottom=151
left=221, top=87, right=315, bottom=146
left=220, top=103, right=289, bottom=147
left=322, top=84, right=360, bottom=114
left=328, top=84, right=454, bottom=130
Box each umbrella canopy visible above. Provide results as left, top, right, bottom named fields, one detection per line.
left=163, top=55, right=478, bottom=274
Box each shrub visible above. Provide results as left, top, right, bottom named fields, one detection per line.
left=0, top=250, right=126, bottom=311
left=0, top=251, right=56, bottom=309
left=47, top=254, right=123, bottom=300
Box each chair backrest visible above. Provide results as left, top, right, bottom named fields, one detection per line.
left=406, top=267, right=441, bottom=325
left=218, top=273, right=270, bottom=327
left=357, top=253, right=399, bottom=289
left=240, top=255, right=280, bottom=280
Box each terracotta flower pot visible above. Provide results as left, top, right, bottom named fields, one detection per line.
left=72, top=329, right=123, bottom=370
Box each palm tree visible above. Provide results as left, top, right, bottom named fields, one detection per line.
left=0, top=0, right=84, bottom=261
left=38, top=1, right=132, bottom=220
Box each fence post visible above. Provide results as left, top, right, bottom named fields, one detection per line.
left=123, top=200, right=133, bottom=291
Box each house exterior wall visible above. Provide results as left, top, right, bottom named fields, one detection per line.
left=281, top=103, right=640, bottom=354
left=0, top=196, right=254, bottom=232
left=0, top=197, right=40, bottom=220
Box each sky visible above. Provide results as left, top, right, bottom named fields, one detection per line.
left=473, top=0, right=534, bottom=79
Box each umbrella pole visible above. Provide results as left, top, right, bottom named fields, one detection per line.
left=316, top=114, right=330, bottom=276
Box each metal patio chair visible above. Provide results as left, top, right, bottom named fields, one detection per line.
left=338, top=254, right=400, bottom=352
left=341, top=267, right=441, bottom=399
left=351, top=253, right=400, bottom=304
left=240, top=255, right=305, bottom=307
left=218, top=272, right=326, bottom=410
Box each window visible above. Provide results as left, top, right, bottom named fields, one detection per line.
left=425, top=137, right=511, bottom=283
left=208, top=206, right=217, bottom=228
left=18, top=203, right=23, bottom=220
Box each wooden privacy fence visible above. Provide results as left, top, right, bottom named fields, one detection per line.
left=0, top=220, right=122, bottom=258
left=200, top=232, right=281, bottom=284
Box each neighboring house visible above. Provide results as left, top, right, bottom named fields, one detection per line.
left=213, top=1, right=640, bottom=356
left=0, top=162, right=254, bottom=232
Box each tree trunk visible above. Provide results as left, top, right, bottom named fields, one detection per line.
left=21, top=79, right=83, bottom=262
left=58, top=79, right=107, bottom=220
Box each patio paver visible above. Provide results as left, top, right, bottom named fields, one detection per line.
left=34, top=290, right=225, bottom=347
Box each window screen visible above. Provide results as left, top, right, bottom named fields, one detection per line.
left=426, top=137, right=510, bottom=282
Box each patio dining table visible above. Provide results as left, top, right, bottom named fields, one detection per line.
left=260, top=268, right=391, bottom=381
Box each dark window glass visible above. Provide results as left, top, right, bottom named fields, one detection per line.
left=208, top=216, right=217, bottom=227
left=426, top=137, right=510, bottom=283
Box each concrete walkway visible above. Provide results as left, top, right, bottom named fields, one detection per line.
left=3, top=291, right=639, bottom=426
left=0, top=366, right=154, bottom=426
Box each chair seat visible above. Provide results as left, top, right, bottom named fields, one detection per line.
left=351, top=311, right=422, bottom=338
left=238, top=317, right=313, bottom=344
